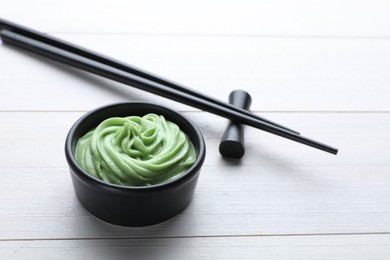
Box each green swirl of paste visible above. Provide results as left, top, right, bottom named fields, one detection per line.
left=75, top=114, right=196, bottom=186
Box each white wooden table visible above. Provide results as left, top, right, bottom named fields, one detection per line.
left=1, top=1, right=390, bottom=259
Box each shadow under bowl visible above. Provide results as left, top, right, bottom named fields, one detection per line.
left=65, top=102, right=206, bottom=227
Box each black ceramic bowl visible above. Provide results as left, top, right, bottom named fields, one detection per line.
left=65, top=102, right=206, bottom=227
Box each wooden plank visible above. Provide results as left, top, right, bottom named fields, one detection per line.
left=1, top=0, right=390, bottom=37
left=1, top=34, right=390, bottom=112
left=1, top=235, right=390, bottom=260
left=1, top=1, right=389, bottom=258
left=0, top=111, right=389, bottom=239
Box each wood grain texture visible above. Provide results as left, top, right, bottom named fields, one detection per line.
left=1, top=34, right=390, bottom=112
left=1, top=235, right=390, bottom=260
left=0, top=112, right=389, bottom=240
left=1, top=0, right=390, bottom=37
left=1, top=1, right=390, bottom=258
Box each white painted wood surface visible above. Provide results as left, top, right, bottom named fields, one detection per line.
left=2, top=235, right=390, bottom=260
left=2, top=34, right=390, bottom=112
left=1, top=1, right=390, bottom=259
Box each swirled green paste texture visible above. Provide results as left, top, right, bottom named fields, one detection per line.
left=75, top=114, right=196, bottom=186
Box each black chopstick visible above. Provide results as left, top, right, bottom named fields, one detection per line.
left=0, top=29, right=338, bottom=154
left=0, top=18, right=299, bottom=135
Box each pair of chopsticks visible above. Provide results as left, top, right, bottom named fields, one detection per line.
left=0, top=18, right=338, bottom=154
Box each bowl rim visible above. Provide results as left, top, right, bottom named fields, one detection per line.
left=65, top=102, right=206, bottom=192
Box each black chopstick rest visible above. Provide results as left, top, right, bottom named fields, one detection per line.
left=219, top=90, right=252, bottom=159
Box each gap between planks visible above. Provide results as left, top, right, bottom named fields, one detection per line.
left=44, top=32, right=390, bottom=40
left=2, top=232, right=390, bottom=243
